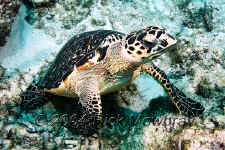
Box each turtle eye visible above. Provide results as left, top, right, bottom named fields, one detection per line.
left=147, top=49, right=151, bottom=53
left=142, top=40, right=156, bottom=49
left=160, top=39, right=168, bottom=47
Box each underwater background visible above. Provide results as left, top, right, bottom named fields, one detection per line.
left=0, top=0, right=224, bottom=149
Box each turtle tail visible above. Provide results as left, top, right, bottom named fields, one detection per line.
left=19, top=84, right=50, bottom=111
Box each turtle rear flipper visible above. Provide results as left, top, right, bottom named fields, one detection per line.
left=20, top=84, right=50, bottom=111
left=141, top=63, right=204, bottom=117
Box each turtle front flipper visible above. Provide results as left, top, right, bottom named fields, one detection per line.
left=141, top=63, right=204, bottom=116
left=71, top=78, right=102, bottom=135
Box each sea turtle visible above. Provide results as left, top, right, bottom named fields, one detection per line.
left=20, top=26, right=204, bottom=134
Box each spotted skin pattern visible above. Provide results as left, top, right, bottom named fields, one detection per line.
left=74, top=78, right=102, bottom=134
left=20, top=26, right=204, bottom=135
left=124, top=26, right=176, bottom=61
left=141, top=63, right=205, bottom=116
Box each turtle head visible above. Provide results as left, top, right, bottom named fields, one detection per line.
left=123, top=26, right=177, bottom=63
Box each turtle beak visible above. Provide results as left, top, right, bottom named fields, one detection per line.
left=165, top=33, right=177, bottom=47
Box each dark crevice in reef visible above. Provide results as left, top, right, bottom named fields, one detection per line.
left=21, top=0, right=56, bottom=28
left=142, top=96, right=178, bottom=120
left=0, top=0, right=21, bottom=47
left=176, top=0, right=191, bottom=10
left=21, top=0, right=92, bottom=29
left=195, top=77, right=225, bottom=99
left=178, top=1, right=214, bottom=32
left=21, top=0, right=56, bottom=9
left=218, top=97, right=225, bottom=113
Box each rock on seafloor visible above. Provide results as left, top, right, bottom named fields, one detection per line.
left=143, top=114, right=225, bottom=150
left=0, top=0, right=21, bottom=47
left=0, top=0, right=225, bottom=150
